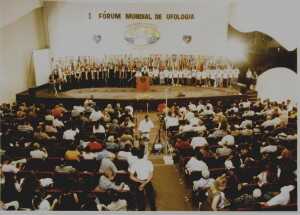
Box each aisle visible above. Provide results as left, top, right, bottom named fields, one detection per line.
left=135, top=112, right=193, bottom=211
left=150, top=157, right=194, bottom=211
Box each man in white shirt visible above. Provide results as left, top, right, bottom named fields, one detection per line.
left=30, top=143, right=48, bottom=159
left=89, top=108, right=103, bottom=122
left=185, top=150, right=209, bottom=175
left=129, top=148, right=156, bottom=211
left=190, top=136, right=208, bottom=149
left=1, top=157, right=22, bottom=174
left=138, top=115, right=154, bottom=139
left=63, top=125, right=79, bottom=141
left=165, top=113, right=179, bottom=130
left=262, top=185, right=295, bottom=207
left=53, top=118, right=64, bottom=128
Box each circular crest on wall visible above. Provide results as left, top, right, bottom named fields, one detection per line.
left=124, top=23, right=160, bottom=47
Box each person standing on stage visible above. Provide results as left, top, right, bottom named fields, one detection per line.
left=215, top=67, right=222, bottom=88
left=131, top=66, right=137, bottom=88
left=125, top=65, right=130, bottom=88
left=108, top=62, right=114, bottom=87
left=96, top=63, right=100, bottom=87
left=113, top=63, right=118, bottom=87
left=228, top=67, right=233, bottom=87
left=87, top=64, right=92, bottom=88
left=168, top=66, right=173, bottom=85
left=173, top=66, right=179, bottom=86
left=159, top=67, right=165, bottom=85
left=148, top=65, right=153, bottom=85
left=223, top=67, right=228, bottom=88
left=233, top=66, right=240, bottom=86
left=178, top=66, right=183, bottom=86
left=191, top=66, right=197, bottom=86
left=187, top=66, right=192, bottom=86
left=74, top=65, right=81, bottom=88
left=103, top=63, right=108, bottom=87
left=163, top=66, right=169, bottom=86
left=49, top=73, right=57, bottom=95
left=91, top=64, right=97, bottom=88
left=120, top=64, right=126, bottom=88
left=152, top=66, right=159, bottom=85
left=196, top=68, right=202, bottom=87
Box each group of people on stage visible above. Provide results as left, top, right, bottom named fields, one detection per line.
left=48, top=55, right=241, bottom=93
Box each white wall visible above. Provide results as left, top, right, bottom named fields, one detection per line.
left=0, top=0, right=42, bottom=28
left=0, top=8, right=47, bottom=103
left=229, top=0, right=300, bottom=51
left=256, top=67, right=299, bottom=102
left=45, top=0, right=229, bottom=58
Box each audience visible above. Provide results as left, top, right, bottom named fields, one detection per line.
left=164, top=98, right=297, bottom=211
left=0, top=97, right=297, bottom=211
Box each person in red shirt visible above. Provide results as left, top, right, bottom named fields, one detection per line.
left=86, top=136, right=104, bottom=152
left=51, top=104, right=66, bottom=119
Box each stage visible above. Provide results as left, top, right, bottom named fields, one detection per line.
left=17, top=85, right=245, bottom=110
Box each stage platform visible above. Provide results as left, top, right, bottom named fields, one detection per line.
left=17, top=85, right=245, bottom=110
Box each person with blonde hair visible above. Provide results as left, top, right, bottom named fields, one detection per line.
left=203, top=175, right=229, bottom=211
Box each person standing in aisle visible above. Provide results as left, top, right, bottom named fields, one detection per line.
left=129, top=148, right=156, bottom=211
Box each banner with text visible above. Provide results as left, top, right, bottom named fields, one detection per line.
left=45, top=0, right=229, bottom=58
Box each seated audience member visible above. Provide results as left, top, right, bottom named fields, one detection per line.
left=254, top=162, right=280, bottom=187
left=0, top=200, right=19, bottom=211
left=52, top=117, right=64, bottom=128
left=93, top=120, right=106, bottom=139
left=107, top=119, right=120, bottom=137
left=65, top=145, right=81, bottom=161
left=86, top=136, right=103, bottom=152
left=96, top=145, right=116, bottom=161
left=165, top=111, right=179, bottom=131
left=89, top=107, right=103, bottom=122
left=99, top=158, right=122, bottom=175
left=232, top=188, right=263, bottom=209
left=96, top=167, right=129, bottom=194
left=17, top=120, right=34, bottom=133
left=193, top=168, right=215, bottom=191
left=260, top=185, right=295, bottom=207
left=33, top=124, right=53, bottom=141
left=18, top=173, right=41, bottom=209
left=105, top=136, right=120, bottom=151
left=1, top=174, right=21, bottom=204
left=57, top=183, right=80, bottom=211
left=204, top=175, right=229, bottom=211
left=216, top=140, right=233, bottom=158
left=63, top=124, right=79, bottom=141
left=138, top=115, right=154, bottom=139
left=30, top=143, right=48, bottom=159
left=185, top=150, right=209, bottom=175
left=208, top=122, right=227, bottom=138
left=44, top=120, right=58, bottom=135
left=82, top=147, right=97, bottom=160
left=1, top=157, right=23, bottom=174
left=51, top=104, right=66, bottom=119
left=190, top=134, right=208, bottom=149
left=32, top=192, right=58, bottom=211
left=129, top=147, right=156, bottom=211
left=55, top=162, right=76, bottom=173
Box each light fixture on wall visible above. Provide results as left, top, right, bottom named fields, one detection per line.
left=93, top=34, right=102, bottom=44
